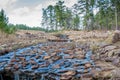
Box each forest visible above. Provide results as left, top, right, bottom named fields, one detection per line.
left=42, top=0, right=120, bottom=31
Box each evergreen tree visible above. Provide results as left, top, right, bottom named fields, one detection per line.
left=0, top=9, right=8, bottom=32
left=0, top=9, right=16, bottom=34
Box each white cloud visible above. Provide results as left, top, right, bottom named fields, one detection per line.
left=8, top=6, right=41, bottom=27
left=35, top=4, right=42, bottom=10
left=41, top=0, right=57, bottom=9
left=1, top=0, right=78, bottom=27
left=64, top=0, right=78, bottom=7
left=11, top=7, right=30, bottom=16
left=0, top=0, right=17, bottom=10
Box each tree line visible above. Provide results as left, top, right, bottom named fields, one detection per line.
left=41, top=0, right=120, bottom=31
left=0, top=9, right=47, bottom=34
left=12, top=24, right=46, bottom=31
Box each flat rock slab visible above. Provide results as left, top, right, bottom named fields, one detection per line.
left=94, top=61, right=117, bottom=78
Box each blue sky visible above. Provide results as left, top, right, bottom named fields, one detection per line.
left=0, top=0, right=77, bottom=27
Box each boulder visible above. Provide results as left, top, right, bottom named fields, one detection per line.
left=112, top=30, right=120, bottom=43
left=64, top=55, right=74, bottom=59
left=104, top=46, right=117, bottom=52
left=19, top=57, right=25, bottom=61
left=61, top=70, right=76, bottom=76
left=32, top=65, right=39, bottom=69
left=52, top=64, right=60, bottom=69
left=60, top=75, right=72, bottom=80
left=54, top=49, right=62, bottom=53
left=22, top=62, right=27, bottom=67
left=43, top=55, right=51, bottom=60
left=5, top=66, right=11, bottom=70
left=52, top=56, right=61, bottom=61
left=64, top=50, right=73, bottom=54
left=111, top=69, right=120, bottom=78
left=85, top=63, right=91, bottom=68
left=35, top=55, right=40, bottom=59
left=81, top=73, right=92, bottom=78
left=107, top=50, right=114, bottom=57
left=13, top=64, right=19, bottom=70
left=10, top=59, right=17, bottom=62
left=75, top=51, right=83, bottom=54
left=50, top=52, right=57, bottom=56
left=112, top=58, right=120, bottom=66
left=104, top=57, right=114, bottom=62
left=30, top=60, right=37, bottom=65
left=75, top=54, right=85, bottom=59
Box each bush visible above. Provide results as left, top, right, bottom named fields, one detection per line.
left=4, top=26, right=16, bottom=34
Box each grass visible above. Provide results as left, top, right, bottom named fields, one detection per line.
left=0, top=30, right=47, bottom=54
left=90, top=43, right=99, bottom=53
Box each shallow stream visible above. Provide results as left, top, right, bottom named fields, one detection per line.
left=0, top=42, right=96, bottom=80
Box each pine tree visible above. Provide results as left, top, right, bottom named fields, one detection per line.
left=0, top=9, right=8, bottom=32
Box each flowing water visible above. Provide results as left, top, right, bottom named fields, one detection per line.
left=0, top=42, right=95, bottom=80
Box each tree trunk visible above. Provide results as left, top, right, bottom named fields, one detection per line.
left=115, top=5, right=118, bottom=30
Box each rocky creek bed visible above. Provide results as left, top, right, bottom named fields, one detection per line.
left=0, top=42, right=114, bottom=80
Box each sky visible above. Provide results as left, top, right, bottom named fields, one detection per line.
left=0, top=0, right=78, bottom=27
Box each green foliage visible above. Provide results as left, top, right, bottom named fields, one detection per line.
left=41, top=0, right=120, bottom=31
left=0, top=9, right=16, bottom=34
left=74, top=0, right=120, bottom=30
left=73, top=14, right=80, bottom=30
left=0, top=9, right=47, bottom=34
left=0, top=9, right=8, bottom=31
left=41, top=1, right=80, bottom=31
left=4, top=26, right=15, bottom=34
left=15, top=24, right=46, bottom=31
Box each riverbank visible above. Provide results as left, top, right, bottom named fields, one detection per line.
left=0, top=30, right=57, bottom=55
left=0, top=30, right=113, bottom=53
left=0, top=30, right=120, bottom=79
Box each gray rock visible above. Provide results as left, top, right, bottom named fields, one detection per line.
left=104, top=46, right=117, bottom=51
left=112, top=30, right=120, bottom=43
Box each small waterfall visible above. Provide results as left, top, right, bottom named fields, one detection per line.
left=27, top=76, right=33, bottom=80
left=0, top=42, right=96, bottom=80
left=20, top=75, right=27, bottom=80
left=14, top=72, right=19, bottom=80
left=40, top=75, right=45, bottom=80
left=0, top=74, right=3, bottom=80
